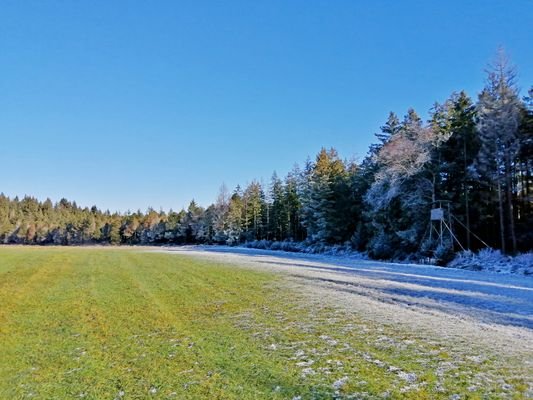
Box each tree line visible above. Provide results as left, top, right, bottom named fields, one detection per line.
left=1, top=53, right=531, bottom=260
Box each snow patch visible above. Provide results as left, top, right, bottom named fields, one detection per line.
left=397, top=371, right=417, bottom=383
left=449, top=249, right=533, bottom=275
left=332, top=376, right=349, bottom=390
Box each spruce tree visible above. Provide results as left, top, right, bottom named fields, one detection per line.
left=475, top=51, right=521, bottom=253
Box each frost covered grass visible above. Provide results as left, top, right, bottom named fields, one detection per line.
left=449, top=248, right=533, bottom=275
left=0, top=247, right=531, bottom=399
left=243, top=240, right=533, bottom=276
left=242, top=239, right=365, bottom=258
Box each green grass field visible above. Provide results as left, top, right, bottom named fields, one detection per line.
left=0, top=247, right=529, bottom=399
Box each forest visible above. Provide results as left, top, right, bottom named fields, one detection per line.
left=1, top=56, right=532, bottom=262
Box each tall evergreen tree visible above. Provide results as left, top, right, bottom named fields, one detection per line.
left=475, top=51, right=522, bottom=253
left=268, top=172, right=285, bottom=240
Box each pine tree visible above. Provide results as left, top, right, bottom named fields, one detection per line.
left=429, top=91, right=480, bottom=249
left=227, top=187, right=244, bottom=244
left=283, top=166, right=304, bottom=241
left=301, top=148, right=351, bottom=243
left=475, top=50, right=521, bottom=253
left=212, top=184, right=230, bottom=243
left=515, top=87, right=533, bottom=248
left=268, top=172, right=285, bottom=240
left=242, top=181, right=265, bottom=240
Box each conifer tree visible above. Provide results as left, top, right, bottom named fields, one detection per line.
left=475, top=51, right=521, bottom=253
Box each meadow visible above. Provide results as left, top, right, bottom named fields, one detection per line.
left=0, top=247, right=529, bottom=399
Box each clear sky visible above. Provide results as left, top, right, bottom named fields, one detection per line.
left=1, top=1, right=531, bottom=212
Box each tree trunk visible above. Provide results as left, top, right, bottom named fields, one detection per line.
left=505, top=153, right=517, bottom=253
left=463, top=140, right=471, bottom=250
left=464, top=184, right=471, bottom=250
left=497, top=180, right=506, bottom=253
left=523, top=159, right=530, bottom=215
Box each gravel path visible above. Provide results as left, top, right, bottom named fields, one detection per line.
left=157, top=246, right=533, bottom=361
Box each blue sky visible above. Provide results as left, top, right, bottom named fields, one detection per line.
left=1, top=1, right=531, bottom=212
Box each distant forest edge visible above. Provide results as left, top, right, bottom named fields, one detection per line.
left=2, top=53, right=532, bottom=262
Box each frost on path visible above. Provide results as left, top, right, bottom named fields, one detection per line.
left=162, top=246, right=533, bottom=352
left=159, top=246, right=533, bottom=394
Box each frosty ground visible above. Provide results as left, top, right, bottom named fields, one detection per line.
left=162, top=246, right=533, bottom=330
left=1, top=246, right=532, bottom=399
left=161, top=246, right=533, bottom=391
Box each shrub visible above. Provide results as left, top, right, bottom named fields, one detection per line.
left=511, top=253, right=533, bottom=275
left=434, top=242, right=455, bottom=266
left=447, top=248, right=533, bottom=275
left=368, top=232, right=394, bottom=260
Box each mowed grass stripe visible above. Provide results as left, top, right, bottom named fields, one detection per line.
left=112, top=253, right=299, bottom=398
left=1, top=250, right=92, bottom=398
left=0, top=249, right=304, bottom=399
left=0, top=250, right=74, bottom=334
